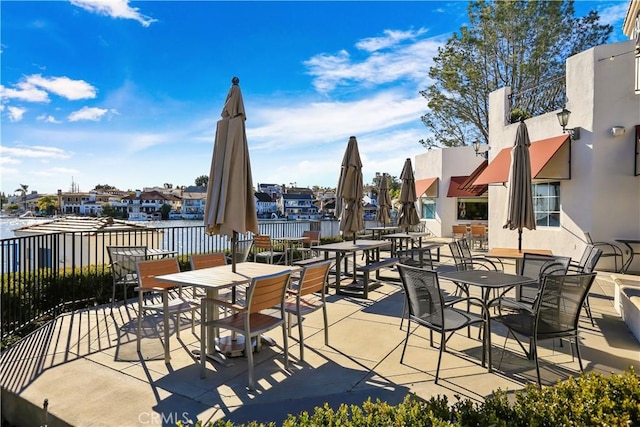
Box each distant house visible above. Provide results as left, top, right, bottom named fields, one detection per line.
left=255, top=192, right=277, bottom=218
left=278, top=193, right=319, bottom=219
left=118, top=190, right=181, bottom=220
left=180, top=190, right=206, bottom=220
left=257, top=183, right=282, bottom=201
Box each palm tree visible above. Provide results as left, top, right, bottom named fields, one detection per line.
left=15, top=184, right=29, bottom=212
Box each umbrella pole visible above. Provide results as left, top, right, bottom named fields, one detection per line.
left=231, top=231, right=237, bottom=301
left=518, top=229, right=522, bottom=252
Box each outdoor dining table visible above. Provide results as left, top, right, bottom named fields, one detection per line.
left=615, top=239, right=640, bottom=274
left=438, top=269, right=536, bottom=372
left=366, top=225, right=401, bottom=240
left=112, top=247, right=178, bottom=259
left=383, top=231, right=431, bottom=255
left=312, top=239, right=391, bottom=296
left=155, top=262, right=299, bottom=367
left=272, top=236, right=306, bottom=265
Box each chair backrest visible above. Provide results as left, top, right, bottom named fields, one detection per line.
left=520, top=253, right=571, bottom=282
left=470, top=225, right=486, bottom=238
left=190, top=252, right=227, bottom=270
left=534, top=273, right=597, bottom=333
left=582, top=247, right=603, bottom=274
left=397, top=264, right=445, bottom=328
left=447, top=241, right=468, bottom=271
left=136, top=258, right=181, bottom=291
left=107, top=246, right=147, bottom=279
left=297, top=260, right=331, bottom=297
left=231, top=239, right=253, bottom=264
left=302, top=231, right=321, bottom=247
left=397, top=248, right=434, bottom=269
left=245, top=270, right=291, bottom=314
left=253, top=235, right=273, bottom=250
left=452, top=225, right=467, bottom=239
left=575, top=244, right=595, bottom=270
left=449, top=239, right=477, bottom=271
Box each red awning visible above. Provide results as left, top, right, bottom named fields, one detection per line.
left=415, top=177, right=438, bottom=197
left=473, top=134, right=571, bottom=185
left=447, top=176, right=488, bottom=197
left=459, top=160, right=489, bottom=192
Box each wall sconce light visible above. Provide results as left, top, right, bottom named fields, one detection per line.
left=610, top=126, right=626, bottom=137
left=556, top=107, right=581, bottom=140
left=472, top=140, right=490, bottom=159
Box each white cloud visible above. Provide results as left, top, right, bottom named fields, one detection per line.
left=356, top=28, right=428, bottom=52
left=68, top=106, right=113, bottom=121
left=0, top=145, right=71, bottom=160
left=26, top=75, right=97, bottom=100
left=70, top=0, right=157, bottom=27
left=0, top=83, right=50, bottom=103
left=596, top=3, right=628, bottom=28
left=0, top=157, right=21, bottom=165
left=37, top=114, right=62, bottom=124
left=7, top=106, right=26, bottom=122
left=304, top=34, right=444, bottom=93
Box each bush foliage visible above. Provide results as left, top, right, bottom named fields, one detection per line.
left=180, top=368, right=639, bottom=427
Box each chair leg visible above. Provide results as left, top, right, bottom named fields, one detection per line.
left=200, top=305, right=207, bottom=379
left=287, top=312, right=293, bottom=337
left=533, top=336, right=541, bottom=387
left=163, top=294, right=170, bottom=364
left=574, top=335, right=584, bottom=372
left=583, top=297, right=595, bottom=327
left=246, top=332, right=255, bottom=390
left=435, top=331, right=444, bottom=384
left=322, top=305, right=329, bottom=346
left=136, top=292, right=143, bottom=353
left=282, top=323, right=289, bottom=370
left=297, top=312, right=305, bottom=361
left=400, top=322, right=412, bottom=363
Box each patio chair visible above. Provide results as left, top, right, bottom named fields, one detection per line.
left=253, top=235, right=285, bottom=264
left=495, top=272, right=597, bottom=386
left=107, top=245, right=147, bottom=311
left=283, top=260, right=331, bottom=361
left=568, top=246, right=603, bottom=326
left=584, top=232, right=623, bottom=273
left=298, top=230, right=321, bottom=260
left=456, top=238, right=503, bottom=271
left=397, top=263, right=486, bottom=384
left=189, top=252, right=228, bottom=297
left=469, top=224, right=488, bottom=250
left=136, top=258, right=200, bottom=363
left=452, top=225, right=468, bottom=240
left=200, top=270, right=292, bottom=389
left=227, top=238, right=254, bottom=265
left=499, top=253, right=571, bottom=312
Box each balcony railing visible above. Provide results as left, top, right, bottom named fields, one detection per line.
left=507, top=75, right=566, bottom=123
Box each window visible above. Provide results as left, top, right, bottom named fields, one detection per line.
left=456, top=198, right=488, bottom=221
left=533, top=182, right=560, bottom=227
left=420, top=197, right=436, bottom=219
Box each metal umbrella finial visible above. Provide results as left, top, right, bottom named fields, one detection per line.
left=232, top=76, right=240, bottom=85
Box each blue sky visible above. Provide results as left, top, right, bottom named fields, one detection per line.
left=0, top=0, right=630, bottom=196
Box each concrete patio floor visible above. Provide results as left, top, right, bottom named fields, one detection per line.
left=2, top=249, right=639, bottom=427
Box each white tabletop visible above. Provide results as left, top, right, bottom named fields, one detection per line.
left=155, top=262, right=298, bottom=290
left=312, top=239, right=390, bottom=252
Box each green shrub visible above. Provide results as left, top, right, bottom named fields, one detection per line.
left=178, top=368, right=639, bottom=427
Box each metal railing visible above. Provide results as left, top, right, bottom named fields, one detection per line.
left=0, top=220, right=349, bottom=341
left=508, top=75, right=566, bottom=122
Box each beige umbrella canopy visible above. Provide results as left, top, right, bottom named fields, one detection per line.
left=336, top=136, right=364, bottom=242
left=204, top=77, right=259, bottom=270
left=376, top=173, right=392, bottom=226
left=504, top=119, right=536, bottom=251
left=398, top=158, right=420, bottom=232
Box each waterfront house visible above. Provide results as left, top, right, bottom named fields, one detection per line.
left=255, top=192, right=277, bottom=218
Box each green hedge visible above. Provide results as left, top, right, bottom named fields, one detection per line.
left=180, top=368, right=639, bottom=427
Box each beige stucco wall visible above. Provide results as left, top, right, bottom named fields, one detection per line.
left=487, top=40, right=640, bottom=269
left=414, top=145, right=486, bottom=238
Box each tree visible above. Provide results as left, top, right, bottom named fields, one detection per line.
left=14, top=184, right=29, bottom=211
left=36, top=195, right=57, bottom=215
left=420, top=0, right=611, bottom=149
left=195, top=175, right=208, bottom=187
left=94, top=184, right=116, bottom=191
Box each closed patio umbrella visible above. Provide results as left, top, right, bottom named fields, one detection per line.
left=398, top=158, right=420, bottom=233
left=376, top=173, right=392, bottom=227
left=204, top=77, right=259, bottom=272
left=504, top=119, right=536, bottom=251
left=336, top=136, right=364, bottom=243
